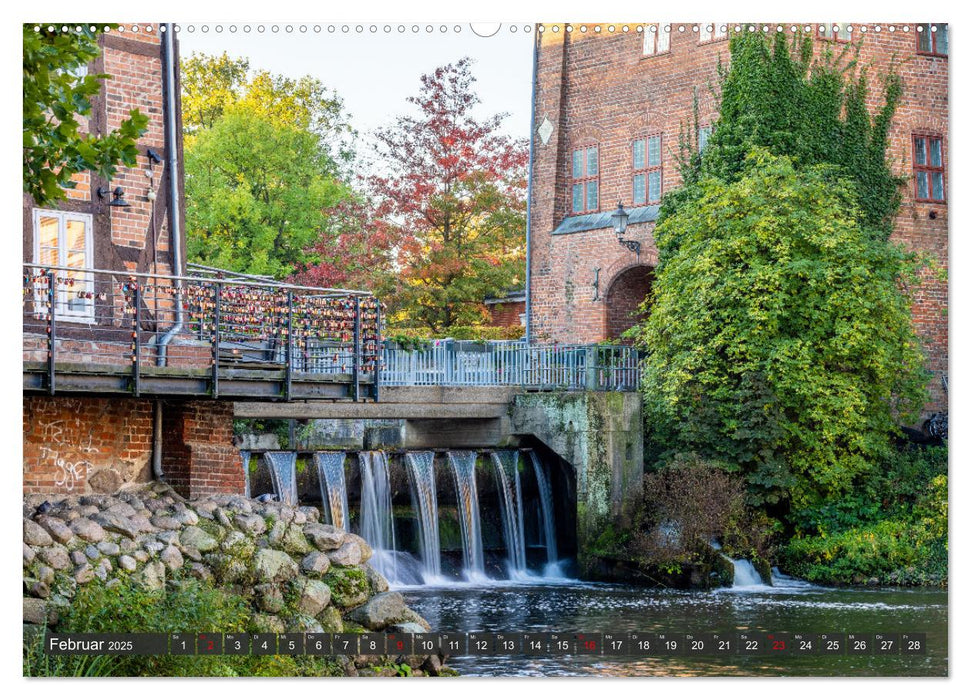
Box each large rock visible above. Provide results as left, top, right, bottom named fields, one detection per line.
left=91, top=512, right=139, bottom=539
left=234, top=513, right=266, bottom=535
left=253, top=549, right=298, bottom=583
left=301, top=551, right=331, bottom=576
left=150, top=514, right=182, bottom=531
left=180, top=526, right=218, bottom=553
left=160, top=545, right=184, bottom=572
left=70, top=518, right=106, bottom=543
left=280, top=525, right=313, bottom=556
left=24, top=518, right=53, bottom=547
left=23, top=544, right=36, bottom=566
left=23, top=598, right=49, bottom=625
left=303, top=523, right=344, bottom=551
left=38, top=545, right=71, bottom=571
left=347, top=592, right=405, bottom=631
left=294, top=580, right=332, bottom=616
left=329, top=541, right=362, bottom=567
left=364, top=565, right=389, bottom=594
left=118, top=555, right=137, bottom=572
left=344, top=533, right=373, bottom=563
left=37, top=515, right=75, bottom=545
left=139, top=561, right=166, bottom=590
left=254, top=584, right=285, bottom=613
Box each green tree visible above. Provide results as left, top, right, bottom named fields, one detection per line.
left=23, top=24, right=148, bottom=206
left=180, top=52, right=354, bottom=162
left=638, top=150, right=927, bottom=516
left=370, top=58, right=528, bottom=333
left=672, top=31, right=904, bottom=239
left=184, top=109, right=349, bottom=277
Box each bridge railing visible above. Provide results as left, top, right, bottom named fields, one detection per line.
left=380, top=340, right=642, bottom=391
left=23, top=264, right=380, bottom=399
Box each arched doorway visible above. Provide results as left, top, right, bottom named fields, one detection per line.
left=604, top=265, right=655, bottom=342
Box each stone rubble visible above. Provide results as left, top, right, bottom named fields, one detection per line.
left=22, top=482, right=449, bottom=676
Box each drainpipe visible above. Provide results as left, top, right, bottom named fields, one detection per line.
left=157, top=23, right=184, bottom=366
left=152, top=399, right=165, bottom=480
left=524, top=26, right=539, bottom=345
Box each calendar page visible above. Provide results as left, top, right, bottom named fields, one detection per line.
left=20, top=5, right=949, bottom=687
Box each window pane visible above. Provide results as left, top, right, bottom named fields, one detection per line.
left=648, top=136, right=661, bottom=166
left=586, top=181, right=599, bottom=211
left=937, top=25, right=948, bottom=55
left=632, top=139, right=645, bottom=170
left=648, top=171, right=661, bottom=202
left=38, top=214, right=59, bottom=249
left=838, top=25, right=851, bottom=41
left=38, top=247, right=58, bottom=266
left=918, top=25, right=932, bottom=52
left=66, top=218, right=87, bottom=251
left=66, top=250, right=86, bottom=269
left=914, top=137, right=927, bottom=165
left=917, top=172, right=929, bottom=199
left=930, top=138, right=942, bottom=167
left=587, top=147, right=598, bottom=176
left=699, top=25, right=711, bottom=42
left=573, top=150, right=583, bottom=179
left=698, top=126, right=711, bottom=152
left=657, top=27, right=670, bottom=52
left=932, top=172, right=944, bottom=201
left=715, top=24, right=727, bottom=39
left=644, top=26, right=657, bottom=55
left=633, top=174, right=646, bottom=205
left=572, top=184, right=584, bottom=213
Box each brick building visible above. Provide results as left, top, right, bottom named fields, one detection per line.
left=526, top=22, right=948, bottom=413
left=22, top=25, right=241, bottom=496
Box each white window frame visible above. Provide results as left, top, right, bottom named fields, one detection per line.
left=643, top=24, right=671, bottom=56
left=32, top=208, right=95, bottom=323
left=699, top=23, right=728, bottom=43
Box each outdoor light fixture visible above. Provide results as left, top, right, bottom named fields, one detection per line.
left=97, top=186, right=131, bottom=207
left=611, top=202, right=639, bottom=255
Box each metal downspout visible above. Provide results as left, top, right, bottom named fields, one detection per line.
left=157, top=23, right=184, bottom=366
left=525, top=26, right=539, bottom=344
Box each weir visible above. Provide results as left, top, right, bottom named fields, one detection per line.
left=250, top=446, right=566, bottom=586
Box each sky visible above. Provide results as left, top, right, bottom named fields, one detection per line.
left=178, top=23, right=535, bottom=142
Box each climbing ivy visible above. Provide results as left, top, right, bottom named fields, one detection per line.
left=669, top=30, right=905, bottom=240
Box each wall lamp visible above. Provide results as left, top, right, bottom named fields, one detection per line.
left=611, top=202, right=639, bottom=255
left=97, top=186, right=131, bottom=207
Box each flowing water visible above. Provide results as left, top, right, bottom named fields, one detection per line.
left=239, top=450, right=251, bottom=498
left=314, top=452, right=349, bottom=529
left=529, top=451, right=558, bottom=567
left=405, top=451, right=441, bottom=580
left=264, top=451, right=297, bottom=506
left=402, top=578, right=948, bottom=677
left=447, top=451, right=486, bottom=580
left=359, top=451, right=398, bottom=582
left=491, top=450, right=527, bottom=576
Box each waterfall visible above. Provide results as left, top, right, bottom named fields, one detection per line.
left=240, top=450, right=251, bottom=498
left=491, top=450, right=527, bottom=575
left=447, top=451, right=486, bottom=580
left=405, top=451, right=441, bottom=580
left=359, top=451, right=398, bottom=582
left=265, top=451, right=297, bottom=506
left=731, top=558, right=765, bottom=587
left=528, top=451, right=558, bottom=565
left=314, top=452, right=349, bottom=530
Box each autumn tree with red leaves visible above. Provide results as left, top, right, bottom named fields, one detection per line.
left=369, top=57, right=528, bottom=334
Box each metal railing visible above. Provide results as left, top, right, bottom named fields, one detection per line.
left=380, top=339, right=642, bottom=391
left=22, top=264, right=381, bottom=400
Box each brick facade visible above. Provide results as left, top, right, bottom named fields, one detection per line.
left=23, top=396, right=154, bottom=494
left=22, top=26, right=245, bottom=498
left=22, top=25, right=184, bottom=284
left=487, top=300, right=527, bottom=328
left=528, top=23, right=948, bottom=413
left=161, top=401, right=245, bottom=499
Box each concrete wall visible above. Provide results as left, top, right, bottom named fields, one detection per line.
left=510, top=391, right=643, bottom=575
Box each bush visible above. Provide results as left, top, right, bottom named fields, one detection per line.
left=38, top=576, right=346, bottom=677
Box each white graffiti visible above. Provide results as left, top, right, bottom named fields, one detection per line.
left=53, top=458, right=90, bottom=491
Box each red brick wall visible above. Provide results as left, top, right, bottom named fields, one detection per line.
left=23, top=396, right=154, bottom=494
left=529, top=23, right=948, bottom=413
left=162, top=400, right=245, bottom=499
left=488, top=301, right=527, bottom=327
left=605, top=265, right=654, bottom=341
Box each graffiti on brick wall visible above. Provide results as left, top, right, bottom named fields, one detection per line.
left=38, top=411, right=98, bottom=492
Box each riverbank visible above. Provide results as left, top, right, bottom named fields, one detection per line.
left=22, top=482, right=450, bottom=677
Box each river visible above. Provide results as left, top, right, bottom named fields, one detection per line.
left=401, top=574, right=947, bottom=677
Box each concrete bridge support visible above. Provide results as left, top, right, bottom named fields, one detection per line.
left=510, top=392, right=643, bottom=576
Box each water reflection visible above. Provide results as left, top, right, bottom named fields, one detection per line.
left=401, top=580, right=947, bottom=677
